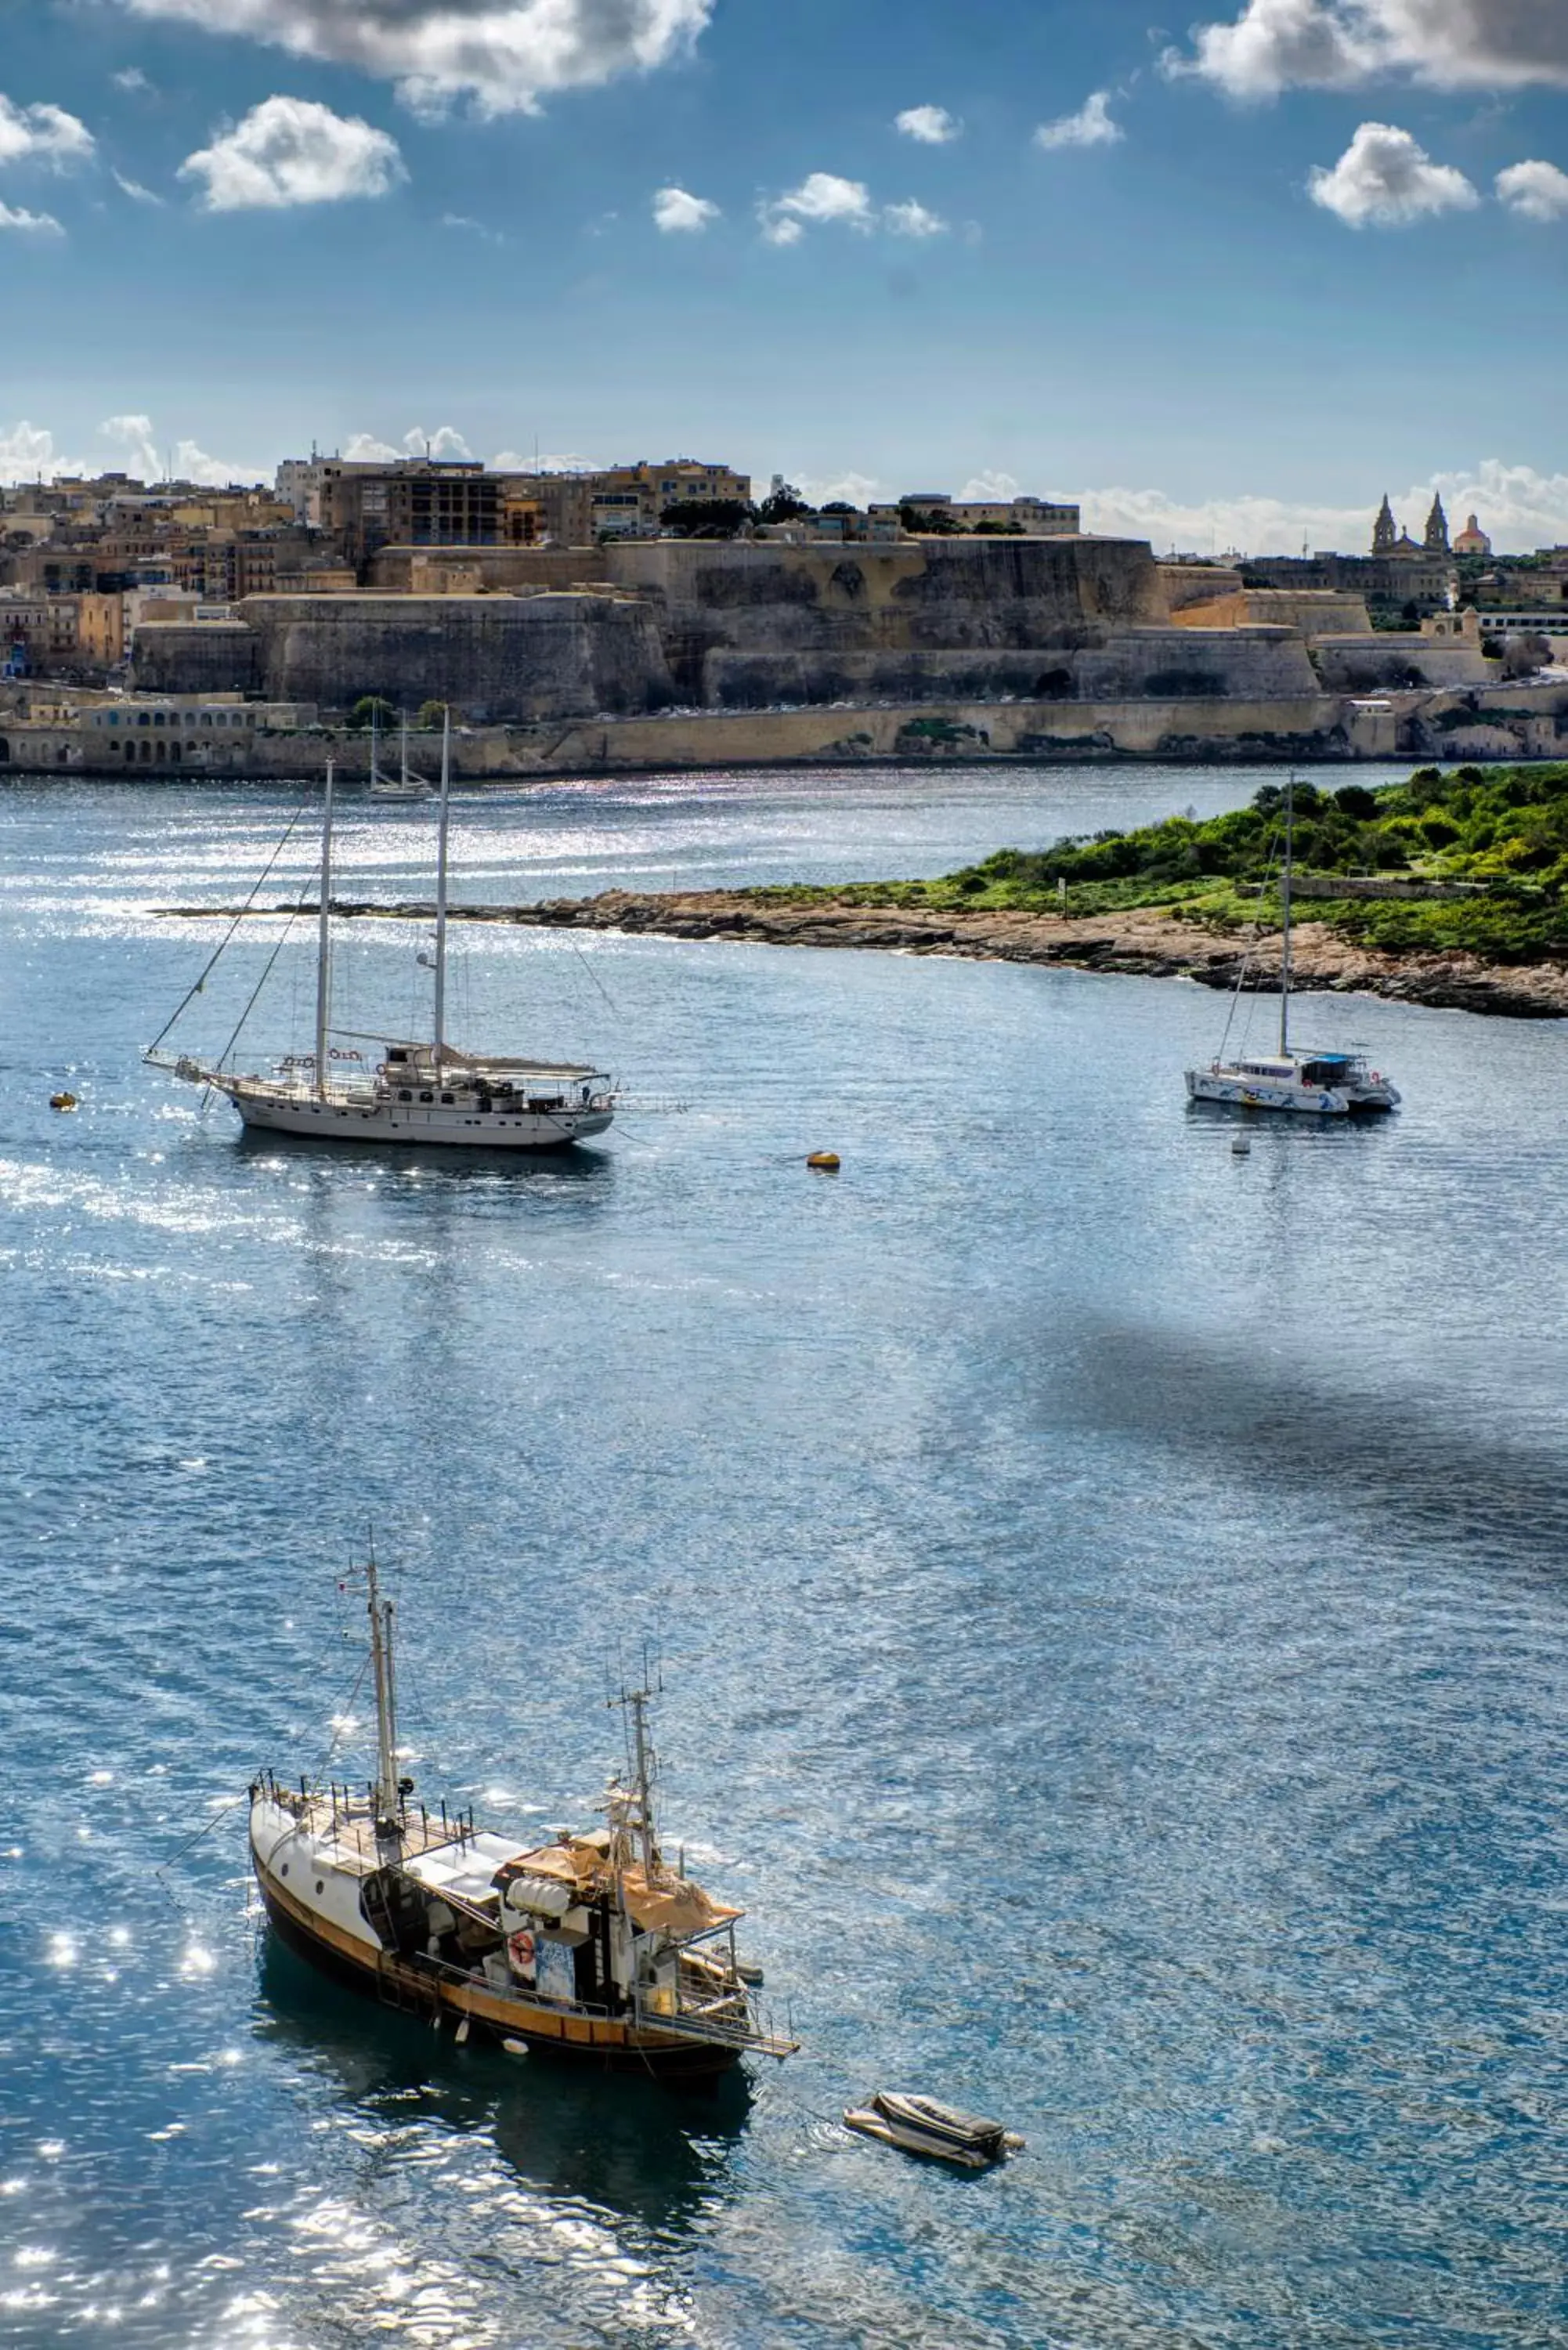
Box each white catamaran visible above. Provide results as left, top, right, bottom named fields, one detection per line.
left=249, top=1553, right=797, bottom=2081
left=149, top=711, right=616, bottom=1149
left=1185, top=776, right=1400, bottom=1117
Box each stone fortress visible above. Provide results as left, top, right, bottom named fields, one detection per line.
left=3, top=459, right=1566, bottom=773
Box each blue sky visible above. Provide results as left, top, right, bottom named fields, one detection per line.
left=2, top=0, right=1566, bottom=551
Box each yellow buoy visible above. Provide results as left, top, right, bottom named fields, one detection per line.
left=49, top=1091, right=78, bottom=1112
left=806, top=1151, right=840, bottom=1172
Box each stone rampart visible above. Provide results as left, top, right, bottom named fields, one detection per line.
left=130, top=624, right=262, bottom=694
left=236, top=592, right=674, bottom=721
left=1311, top=633, right=1494, bottom=692
left=605, top=535, right=1168, bottom=701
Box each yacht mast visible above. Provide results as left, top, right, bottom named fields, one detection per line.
left=370, top=702, right=380, bottom=791
left=1278, top=772, right=1295, bottom=1058
left=399, top=710, right=410, bottom=791
left=432, top=707, right=451, bottom=1070
left=313, top=759, right=334, bottom=1100
left=365, top=1546, right=401, bottom=1839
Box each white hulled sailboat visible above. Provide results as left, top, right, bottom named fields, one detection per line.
left=1185, top=776, right=1400, bottom=1117
left=149, top=711, right=616, bottom=1149
left=248, top=1553, right=797, bottom=2081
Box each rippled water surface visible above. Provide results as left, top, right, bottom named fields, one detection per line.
left=2, top=763, right=1565, bottom=2350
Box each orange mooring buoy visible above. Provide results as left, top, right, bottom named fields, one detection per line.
left=49, top=1091, right=78, bottom=1112
left=806, top=1152, right=840, bottom=1173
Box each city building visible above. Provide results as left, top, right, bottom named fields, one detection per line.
left=318, top=458, right=505, bottom=566
left=870, top=492, right=1082, bottom=534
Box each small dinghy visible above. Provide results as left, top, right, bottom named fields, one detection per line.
left=844, top=2091, right=1024, bottom=2170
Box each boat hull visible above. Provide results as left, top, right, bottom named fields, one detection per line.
left=1186, top=1071, right=1397, bottom=1115
left=253, top=1855, right=741, bottom=2081
left=222, top=1086, right=612, bottom=1150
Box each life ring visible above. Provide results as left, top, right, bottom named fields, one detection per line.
left=508, top=1929, right=536, bottom=1972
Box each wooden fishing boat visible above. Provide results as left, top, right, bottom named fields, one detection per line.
left=249, top=1553, right=797, bottom=2081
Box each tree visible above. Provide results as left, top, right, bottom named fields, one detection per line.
left=415, top=700, right=447, bottom=729
left=899, top=502, right=965, bottom=535
left=659, top=498, right=754, bottom=539
left=819, top=501, right=858, bottom=516
left=347, top=696, right=396, bottom=731
left=754, top=482, right=811, bottom=527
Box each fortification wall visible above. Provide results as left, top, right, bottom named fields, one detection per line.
left=605, top=535, right=1167, bottom=696
left=365, top=545, right=609, bottom=593
left=1312, top=633, right=1494, bottom=692
left=130, top=624, right=262, bottom=694
left=1174, top=589, right=1373, bottom=636
left=236, top=592, right=674, bottom=721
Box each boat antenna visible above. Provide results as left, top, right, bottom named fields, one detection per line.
left=314, top=758, right=334, bottom=1100
left=1278, top=772, right=1295, bottom=1058
left=610, top=1648, right=664, bottom=1882
left=432, top=706, right=451, bottom=1071
left=364, top=1532, right=402, bottom=1848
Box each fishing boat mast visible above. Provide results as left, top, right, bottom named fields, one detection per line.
left=313, top=759, right=334, bottom=1101
left=364, top=1546, right=402, bottom=1849
left=1278, top=772, right=1295, bottom=1058
left=432, top=707, right=451, bottom=1072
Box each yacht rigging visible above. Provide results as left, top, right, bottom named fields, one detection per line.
left=1185, top=776, right=1400, bottom=1117
left=147, top=710, right=616, bottom=1149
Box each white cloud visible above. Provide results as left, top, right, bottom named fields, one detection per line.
left=1035, top=90, right=1122, bottom=150
left=760, top=171, right=874, bottom=244
left=895, top=104, right=959, bottom=144
left=114, top=169, right=164, bottom=204
left=760, top=172, right=946, bottom=244
left=0, top=201, right=63, bottom=233
left=99, top=413, right=160, bottom=475
left=1308, top=120, right=1477, bottom=226
left=1497, top=158, right=1568, bottom=222
left=652, top=183, right=718, bottom=232
left=113, top=66, right=154, bottom=94
left=797, top=468, right=882, bottom=508
left=883, top=197, right=946, bottom=237
left=1082, top=460, right=1568, bottom=557
left=0, top=421, right=67, bottom=478
left=341, top=425, right=474, bottom=461
left=490, top=449, right=594, bottom=471
left=1168, top=1, right=1568, bottom=100
left=114, top=0, right=714, bottom=118
left=179, top=96, right=405, bottom=210
left=960, top=469, right=1021, bottom=501
left=0, top=94, right=96, bottom=168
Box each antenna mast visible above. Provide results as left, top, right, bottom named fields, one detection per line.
left=432, top=707, right=451, bottom=1069
left=364, top=1544, right=401, bottom=1842
left=1278, top=772, right=1295, bottom=1058
left=313, top=759, right=334, bottom=1098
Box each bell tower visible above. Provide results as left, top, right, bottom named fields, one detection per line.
left=1424, top=494, right=1450, bottom=555
left=1372, top=495, right=1397, bottom=555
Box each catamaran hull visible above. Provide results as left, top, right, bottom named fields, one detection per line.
left=252, top=1858, right=740, bottom=2081
left=222, top=1090, right=613, bottom=1149
left=1186, top=1072, right=1398, bottom=1115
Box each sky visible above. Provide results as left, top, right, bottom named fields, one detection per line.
left=1, top=0, right=1566, bottom=554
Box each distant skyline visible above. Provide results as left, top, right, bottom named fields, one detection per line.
left=2, top=2, right=1566, bottom=554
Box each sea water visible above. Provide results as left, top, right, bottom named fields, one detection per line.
left=1, top=763, right=1564, bottom=2350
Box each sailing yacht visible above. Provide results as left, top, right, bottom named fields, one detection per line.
left=149, top=711, right=616, bottom=1148
left=248, top=1553, right=797, bottom=2080
left=1185, top=776, right=1400, bottom=1116
left=369, top=709, right=432, bottom=803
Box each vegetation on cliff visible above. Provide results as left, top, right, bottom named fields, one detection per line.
left=752, top=765, right=1568, bottom=961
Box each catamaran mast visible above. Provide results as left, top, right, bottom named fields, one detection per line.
left=365, top=1547, right=401, bottom=1838
left=432, top=707, right=451, bottom=1071
left=1278, top=772, right=1295, bottom=1058
left=313, top=759, right=334, bottom=1099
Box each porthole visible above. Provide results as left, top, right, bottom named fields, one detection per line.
left=280, top=1863, right=289, bottom=1877
left=398, top=1089, right=411, bottom=1101
left=419, top=1090, right=434, bottom=1104
left=315, top=1879, right=325, bottom=1895
left=440, top=1093, right=454, bottom=1106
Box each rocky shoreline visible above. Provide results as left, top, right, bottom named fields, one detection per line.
left=518, top=889, right=1568, bottom=1018
left=166, top=888, right=1568, bottom=1019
